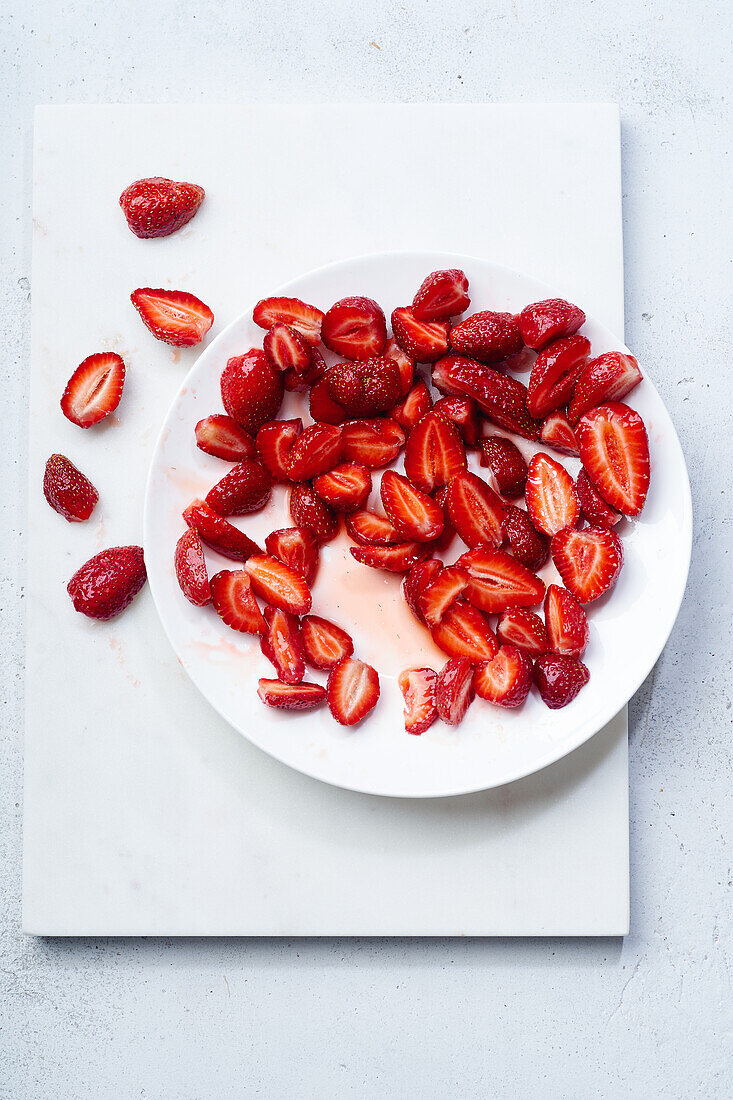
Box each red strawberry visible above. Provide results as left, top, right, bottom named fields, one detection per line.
left=283, top=347, right=326, bottom=392
left=195, top=415, right=256, bottom=462
left=449, top=311, right=523, bottom=363
left=289, top=484, right=339, bottom=541
left=350, top=542, right=427, bottom=573
left=263, top=322, right=313, bottom=374
left=430, top=598, right=498, bottom=662
left=535, top=653, right=589, bottom=709
left=301, top=615, right=354, bottom=670
left=286, top=422, right=342, bottom=481
left=119, top=177, right=204, bottom=238
left=404, top=410, right=466, bottom=493
left=433, top=396, right=480, bottom=446
left=544, top=584, right=589, bottom=658
left=131, top=288, right=213, bottom=347
left=67, top=546, right=146, bottom=621
left=568, top=352, right=643, bottom=425
left=43, top=454, right=98, bottom=522
left=209, top=570, right=267, bottom=633
left=256, top=418, right=302, bottom=482
left=174, top=528, right=211, bottom=606
left=456, top=545, right=545, bottom=613
left=474, top=645, right=533, bottom=708
left=258, top=679, right=326, bottom=710
left=60, top=352, right=125, bottom=428
left=446, top=470, right=505, bottom=549
left=253, top=296, right=324, bottom=346
left=527, top=335, right=590, bottom=418
left=402, top=558, right=442, bottom=623
left=244, top=553, right=312, bottom=615
left=576, top=403, right=650, bottom=516
left=322, top=297, right=387, bottom=360
left=392, top=379, right=432, bottom=431
left=502, top=505, right=550, bottom=572
left=327, top=657, right=380, bottom=726
left=340, top=418, right=405, bottom=467
left=391, top=307, right=450, bottom=363
left=183, top=499, right=261, bottom=561
left=576, top=469, right=621, bottom=528
left=412, top=268, right=470, bottom=322
left=496, top=609, right=549, bottom=657
left=518, top=298, right=585, bottom=350
left=265, top=527, right=319, bottom=587
left=309, top=376, right=349, bottom=424
left=380, top=470, right=445, bottom=542
left=525, top=453, right=580, bottom=536
left=479, top=435, right=528, bottom=497
left=428, top=484, right=457, bottom=555
left=313, top=463, right=371, bottom=513
left=432, top=356, right=540, bottom=440
left=418, top=565, right=469, bottom=626
left=345, top=510, right=402, bottom=545
left=326, top=357, right=402, bottom=417
left=383, top=337, right=415, bottom=395
left=435, top=657, right=475, bottom=725
left=398, top=667, right=438, bottom=735
left=261, top=606, right=306, bottom=684
left=221, top=349, right=284, bottom=434
left=551, top=526, right=623, bottom=603
left=539, top=411, right=579, bottom=456
left=205, top=459, right=272, bottom=516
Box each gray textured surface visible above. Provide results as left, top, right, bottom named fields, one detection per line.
left=1, top=1, right=731, bottom=1097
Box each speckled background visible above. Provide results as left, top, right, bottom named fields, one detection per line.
left=1, top=1, right=731, bottom=1097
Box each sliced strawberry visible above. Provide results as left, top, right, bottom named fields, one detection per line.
left=449, top=311, right=523, bottom=363
left=131, top=287, right=213, bottom=347
left=327, top=357, right=402, bottom=416
left=257, top=679, right=326, bottom=710
left=210, top=569, right=266, bottom=633
left=446, top=470, right=505, bottom=549
left=119, top=176, right=204, bottom=238
left=67, top=546, right=146, bottom=621
left=435, top=657, right=475, bottom=725
left=412, top=268, right=470, bottom=322
left=244, top=553, right=312, bottom=614
left=392, top=379, right=432, bottom=431
left=534, top=653, right=589, bottom=709
left=205, top=459, right=272, bottom=516
left=391, top=307, right=450, bottom=363
left=540, top=411, right=579, bottom=456
left=286, top=422, right=342, bottom=481
left=183, top=499, right=261, bottom=562
left=301, top=615, right=354, bottom=670
left=404, top=410, right=466, bottom=493
left=252, top=296, right=324, bottom=346
left=525, top=453, right=580, bottom=536
left=289, top=484, right=339, bottom=542
left=283, top=346, right=326, bottom=392
left=456, top=544, right=545, bottom=613
left=350, top=542, right=427, bottom=573
left=429, top=484, right=457, bottom=555
left=265, top=527, right=319, bottom=587
left=568, top=352, right=643, bottom=425
left=576, top=469, right=621, bottom=528
left=60, top=352, right=125, bottom=428
left=418, top=565, right=469, bottom=626
left=479, top=435, right=528, bottom=497
left=527, top=335, right=590, bottom=418
left=327, top=657, right=380, bottom=726
left=430, top=598, right=499, bottom=662
left=309, top=375, right=350, bottom=424
left=322, top=297, right=387, bottom=360
left=383, top=337, right=415, bottom=395
left=551, top=526, right=623, bottom=603
left=174, top=528, right=211, bottom=606
left=502, top=505, right=550, bottom=572
left=263, top=322, right=313, bottom=374
left=255, top=418, right=302, bottom=482
left=345, top=509, right=402, bottom=546
left=576, top=402, right=650, bottom=516
left=432, top=356, right=541, bottom=440
left=313, top=463, right=372, bottom=513
left=474, top=645, right=533, bottom=708
left=195, top=415, right=256, bottom=462
left=221, top=349, right=284, bottom=434
left=518, top=298, right=585, bottom=351
left=496, top=609, right=549, bottom=657
left=340, top=418, right=405, bottom=467
left=402, top=558, right=442, bottom=623
left=380, top=470, right=445, bottom=542
left=433, top=396, right=480, bottom=447
left=398, top=667, right=438, bottom=735
left=544, top=583, right=589, bottom=658
left=261, top=606, right=306, bottom=684
left=43, top=454, right=98, bottom=522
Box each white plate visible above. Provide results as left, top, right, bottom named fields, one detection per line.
left=144, top=251, right=691, bottom=798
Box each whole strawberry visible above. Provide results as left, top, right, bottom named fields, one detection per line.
left=119, top=177, right=204, bottom=238
left=221, top=349, right=284, bottom=434
left=67, top=546, right=146, bottom=621
left=327, top=357, right=401, bottom=416
left=43, top=454, right=99, bottom=522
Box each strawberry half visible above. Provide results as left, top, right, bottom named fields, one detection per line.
left=383, top=337, right=415, bottom=395
left=576, top=402, right=650, bottom=516
left=263, top=322, right=313, bottom=374
left=479, top=435, right=528, bottom=497
left=380, top=470, right=445, bottom=542
left=518, top=298, right=585, bottom=351
left=433, top=396, right=480, bottom=447
left=221, top=349, right=284, bottom=434
left=391, top=307, right=450, bottom=363
left=544, top=584, right=589, bottom=658
left=402, top=558, right=442, bottom=623
left=496, top=609, right=549, bottom=657
left=502, top=505, right=550, bottom=572
left=568, top=352, right=643, bottom=425
left=252, top=296, right=324, bottom=346
left=418, top=565, right=469, bottom=627
left=527, top=335, right=590, bottom=418
left=301, top=615, right=354, bottom=670
left=289, top=484, right=339, bottom=542
left=327, top=657, right=380, bottom=726
left=576, top=469, right=621, bottom=528
left=309, top=376, right=349, bottom=424
left=435, top=657, right=475, bottom=726
left=183, top=499, right=261, bottom=561
left=313, top=463, right=372, bottom=513
left=244, top=553, right=312, bottom=615
left=205, top=459, right=272, bottom=516
left=474, top=645, right=533, bottom=708
left=209, top=570, right=266, bottom=634
left=412, top=268, right=470, bottom=322
left=404, top=410, right=466, bottom=493
left=551, top=526, right=623, bottom=604
left=392, top=379, right=432, bottom=431
left=539, top=411, right=579, bottom=456
left=256, top=418, right=302, bottom=482
left=449, top=311, right=523, bottom=363
left=446, top=470, right=506, bottom=549
left=195, top=415, right=256, bottom=462
left=340, top=418, right=405, bottom=468
left=534, top=654, right=589, bottom=709
left=258, top=679, right=326, bottom=710
left=432, top=356, right=540, bottom=440
left=286, top=423, right=342, bottom=481
left=60, top=352, right=125, bottom=428
left=119, top=177, right=204, bottom=238
left=131, top=288, right=213, bottom=347
left=350, top=542, right=427, bottom=573
left=174, top=527, right=211, bottom=606
left=398, top=667, right=438, bottom=735
left=67, top=546, right=146, bottom=621
left=345, top=509, right=402, bottom=545
left=525, top=453, right=580, bottom=536
left=283, top=347, right=326, bottom=392
left=322, top=297, right=387, bottom=360
left=43, top=454, right=98, bottom=522
left=265, top=527, right=320, bottom=587
left=456, top=544, right=546, bottom=613
left=327, top=357, right=402, bottom=416
left=261, top=606, right=306, bottom=684
left=430, top=598, right=498, bottom=662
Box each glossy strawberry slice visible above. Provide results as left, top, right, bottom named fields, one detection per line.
left=479, top=435, right=528, bottom=497
left=392, top=379, right=432, bottom=431
left=575, top=469, right=621, bottom=528
left=398, top=667, right=438, bottom=735
left=263, top=322, right=313, bottom=374
left=301, top=615, right=354, bottom=670
left=261, top=606, right=306, bottom=684
left=435, top=657, right=475, bottom=725
left=265, top=527, right=319, bottom=587
left=401, top=558, right=440, bottom=622
left=551, top=526, right=623, bottom=604
left=322, top=297, right=387, bottom=360
left=432, top=356, right=540, bottom=440
left=518, top=298, right=585, bottom=350
left=67, top=547, right=146, bottom=621
left=345, top=509, right=402, bottom=546
left=244, top=553, right=312, bottom=614
left=433, top=396, right=480, bottom=447
left=428, top=484, right=457, bottom=555
left=391, top=307, right=450, bottom=363
left=449, top=311, right=523, bottom=363
left=383, top=337, right=415, bottom=395
left=501, top=506, right=550, bottom=572
left=327, top=657, right=380, bottom=726
left=576, top=402, right=650, bottom=516
left=309, top=376, right=349, bottom=424
left=256, top=418, right=302, bottom=482
left=418, top=565, right=469, bottom=626
left=131, top=288, right=213, bottom=347
left=283, top=346, right=326, bottom=392
left=544, top=584, right=589, bottom=658
left=527, top=335, right=590, bottom=418
left=289, top=484, right=339, bottom=542
left=252, top=296, right=324, bottom=346
left=43, top=454, right=98, bottom=522
left=430, top=598, right=498, bottom=662
left=221, top=349, right=284, bottom=434
left=195, top=415, right=255, bottom=462
left=412, top=268, right=470, bottom=322
left=456, top=545, right=545, bottom=613
left=496, top=609, right=549, bottom=657
left=60, top=352, right=125, bottom=428
left=257, top=679, right=326, bottom=710
left=474, top=645, right=533, bottom=708
left=205, top=459, right=272, bottom=516
left=380, top=470, right=445, bottom=542
left=568, top=352, right=643, bottom=425
left=313, top=463, right=371, bottom=514
left=404, top=410, right=466, bottom=493
left=340, top=418, right=405, bottom=468
left=446, top=470, right=505, bottom=549
left=183, top=499, right=261, bottom=561
left=534, top=654, right=589, bottom=709
left=350, top=542, right=427, bottom=573
left=119, top=176, right=204, bottom=238
left=525, top=453, right=580, bottom=536
left=327, top=357, right=402, bottom=416
left=174, top=528, right=211, bottom=606
left=286, top=423, right=342, bottom=481
left=539, top=411, right=579, bottom=456
left=210, top=569, right=266, bottom=633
